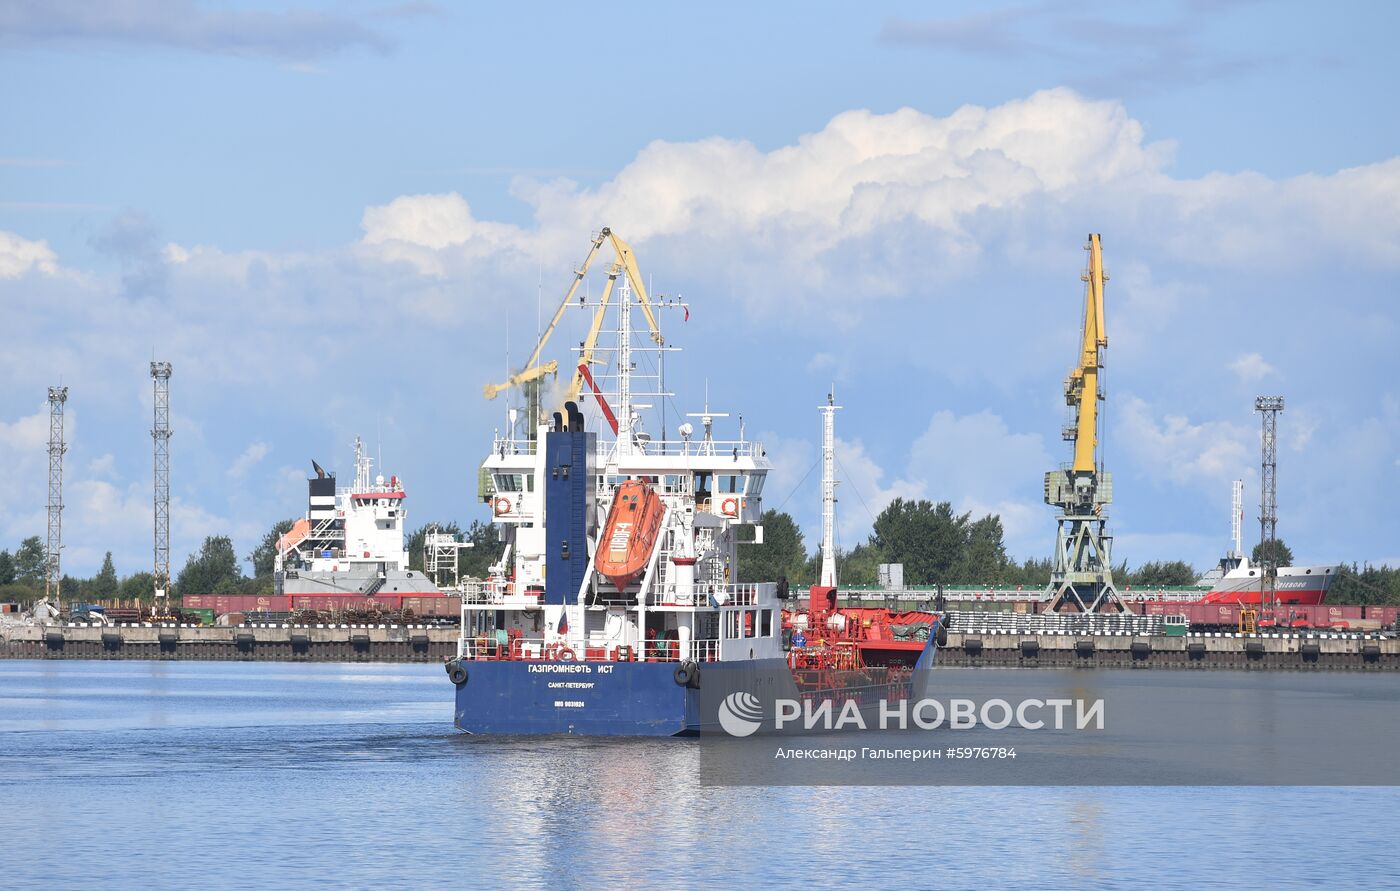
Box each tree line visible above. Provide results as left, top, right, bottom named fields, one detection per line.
left=4, top=504, right=1397, bottom=604
left=738, top=499, right=1400, bottom=599
left=0, top=519, right=506, bottom=604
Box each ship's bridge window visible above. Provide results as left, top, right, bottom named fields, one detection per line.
left=718, top=474, right=742, bottom=494
left=746, top=473, right=766, bottom=496
left=494, top=473, right=526, bottom=493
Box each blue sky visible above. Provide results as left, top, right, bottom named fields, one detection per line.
left=2, top=0, right=1398, bottom=579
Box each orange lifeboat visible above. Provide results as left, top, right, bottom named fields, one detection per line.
left=596, top=480, right=665, bottom=590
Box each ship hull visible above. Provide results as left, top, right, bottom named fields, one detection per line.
left=277, top=569, right=442, bottom=598
left=454, top=658, right=788, bottom=736
left=1199, top=564, right=1337, bottom=606
left=453, top=655, right=933, bottom=737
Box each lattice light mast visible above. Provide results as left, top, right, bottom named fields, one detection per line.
left=818, top=390, right=841, bottom=589
left=151, top=362, right=173, bottom=601
left=45, top=386, right=68, bottom=604
left=1255, top=396, right=1284, bottom=620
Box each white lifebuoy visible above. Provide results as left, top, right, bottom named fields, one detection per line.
left=721, top=497, right=739, bottom=517
left=494, top=496, right=512, bottom=515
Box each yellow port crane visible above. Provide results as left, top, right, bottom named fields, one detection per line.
left=483, top=228, right=663, bottom=409
left=1067, top=233, right=1107, bottom=476
left=1043, top=233, right=1124, bottom=613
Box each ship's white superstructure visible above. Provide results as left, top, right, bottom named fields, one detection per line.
left=462, top=266, right=783, bottom=666
left=275, top=437, right=440, bottom=597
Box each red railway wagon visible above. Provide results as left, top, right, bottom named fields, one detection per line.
left=401, top=596, right=459, bottom=617
left=290, top=594, right=406, bottom=612
left=182, top=594, right=291, bottom=613
left=1363, top=605, right=1400, bottom=627
left=1136, top=600, right=1374, bottom=629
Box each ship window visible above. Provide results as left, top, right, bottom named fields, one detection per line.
left=718, top=474, right=741, bottom=493
left=494, top=474, right=524, bottom=493
left=746, top=473, right=766, bottom=496
left=761, top=609, right=773, bottom=637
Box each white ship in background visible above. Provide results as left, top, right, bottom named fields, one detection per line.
left=274, top=437, right=441, bottom=598
left=1195, top=480, right=1338, bottom=605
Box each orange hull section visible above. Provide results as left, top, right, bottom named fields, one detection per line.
left=596, top=480, right=665, bottom=590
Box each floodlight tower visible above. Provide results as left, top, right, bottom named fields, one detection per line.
left=45, top=386, right=68, bottom=605
left=818, top=390, right=841, bottom=588
left=1255, top=396, right=1284, bottom=620
left=151, top=362, right=173, bottom=601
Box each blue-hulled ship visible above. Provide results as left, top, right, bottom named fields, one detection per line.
left=444, top=230, right=937, bottom=736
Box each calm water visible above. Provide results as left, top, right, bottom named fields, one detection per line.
left=2, top=660, right=1397, bottom=890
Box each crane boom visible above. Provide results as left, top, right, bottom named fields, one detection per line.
left=483, top=230, right=607, bottom=400
left=1068, top=233, right=1107, bottom=474
left=603, top=229, right=664, bottom=346
left=567, top=262, right=621, bottom=404
left=1043, top=233, right=1123, bottom=614
left=484, top=227, right=665, bottom=406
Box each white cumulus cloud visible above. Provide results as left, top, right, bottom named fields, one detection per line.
left=0, top=231, right=60, bottom=279
left=227, top=441, right=272, bottom=479
left=1228, top=353, right=1277, bottom=383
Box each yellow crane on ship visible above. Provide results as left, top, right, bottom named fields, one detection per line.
left=1043, top=233, right=1124, bottom=613
left=483, top=227, right=664, bottom=412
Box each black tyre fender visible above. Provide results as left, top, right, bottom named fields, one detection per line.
left=673, top=660, right=700, bottom=688
left=446, top=660, right=469, bottom=687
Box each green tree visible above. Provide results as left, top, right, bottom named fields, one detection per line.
left=91, top=552, right=119, bottom=599
left=61, top=575, right=90, bottom=602
left=247, top=519, right=296, bottom=578
left=837, top=543, right=882, bottom=586
left=460, top=520, right=505, bottom=579
left=1252, top=538, right=1294, bottom=567
left=14, top=536, right=46, bottom=586
left=738, top=510, right=811, bottom=587
left=0, top=550, right=13, bottom=586
left=954, top=515, right=1011, bottom=583
left=1127, top=560, right=1197, bottom=587
left=1006, top=557, right=1055, bottom=589
left=870, top=499, right=969, bottom=585
left=176, top=536, right=244, bottom=595
left=408, top=520, right=506, bottom=583
left=1331, top=563, right=1400, bottom=605
left=119, top=571, right=156, bottom=602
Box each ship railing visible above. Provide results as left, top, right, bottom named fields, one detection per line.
left=655, top=582, right=775, bottom=608
left=457, top=636, right=722, bottom=663
left=639, top=637, right=721, bottom=662
left=458, top=579, right=542, bottom=606
left=837, top=587, right=1213, bottom=604
left=490, top=434, right=766, bottom=460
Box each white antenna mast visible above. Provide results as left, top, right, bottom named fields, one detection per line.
left=819, top=388, right=841, bottom=588
left=1231, top=478, right=1244, bottom=559
left=616, top=275, right=633, bottom=455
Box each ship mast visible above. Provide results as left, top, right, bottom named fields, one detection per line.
left=353, top=436, right=371, bottom=490
left=1231, top=479, right=1244, bottom=560
left=616, top=276, right=634, bottom=455
left=819, top=389, right=841, bottom=588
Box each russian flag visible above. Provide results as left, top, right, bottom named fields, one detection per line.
left=558, top=611, right=568, bottom=635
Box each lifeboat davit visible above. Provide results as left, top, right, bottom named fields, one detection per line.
left=596, top=480, right=665, bottom=590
